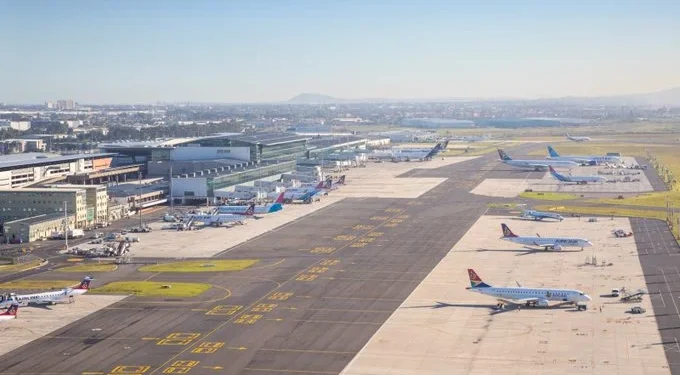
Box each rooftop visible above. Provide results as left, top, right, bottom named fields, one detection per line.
left=0, top=187, right=86, bottom=193
left=306, top=135, right=367, bottom=150
left=227, top=133, right=310, bottom=146
left=0, top=152, right=116, bottom=171
left=98, top=133, right=243, bottom=149
left=4, top=212, right=74, bottom=226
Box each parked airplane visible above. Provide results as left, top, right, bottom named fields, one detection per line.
left=466, top=269, right=591, bottom=309
left=448, top=134, right=491, bottom=142
left=163, top=214, right=179, bottom=222
left=0, top=276, right=93, bottom=307
left=323, top=175, right=346, bottom=191
left=546, top=146, right=621, bottom=165
left=0, top=303, right=19, bottom=321
left=549, top=166, right=607, bottom=184
left=566, top=133, right=591, bottom=142
left=216, top=194, right=284, bottom=215
left=285, top=180, right=329, bottom=201
left=500, top=223, right=592, bottom=250
left=187, top=206, right=255, bottom=225
left=520, top=209, right=564, bottom=222
left=497, top=149, right=578, bottom=171
left=370, top=143, right=444, bottom=162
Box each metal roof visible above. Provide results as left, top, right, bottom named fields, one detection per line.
left=0, top=152, right=116, bottom=172
left=306, top=136, right=367, bottom=150
left=227, top=133, right=310, bottom=146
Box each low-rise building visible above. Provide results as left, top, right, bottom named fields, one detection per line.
left=0, top=188, right=88, bottom=228
left=3, top=213, right=75, bottom=243
left=44, top=184, right=108, bottom=227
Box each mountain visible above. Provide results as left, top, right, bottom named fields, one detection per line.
left=287, top=87, right=680, bottom=106
left=287, top=93, right=345, bottom=104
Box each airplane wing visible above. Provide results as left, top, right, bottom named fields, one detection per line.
left=532, top=242, right=556, bottom=250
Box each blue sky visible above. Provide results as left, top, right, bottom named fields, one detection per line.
left=1, top=0, right=680, bottom=104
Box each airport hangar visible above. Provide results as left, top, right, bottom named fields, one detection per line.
left=100, top=132, right=369, bottom=205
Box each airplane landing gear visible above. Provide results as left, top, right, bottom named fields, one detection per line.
left=496, top=302, right=505, bottom=310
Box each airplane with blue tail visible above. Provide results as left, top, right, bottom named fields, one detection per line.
left=549, top=166, right=607, bottom=184
left=520, top=209, right=564, bottom=222
left=546, top=146, right=621, bottom=165
left=497, top=149, right=578, bottom=171
left=216, top=193, right=284, bottom=215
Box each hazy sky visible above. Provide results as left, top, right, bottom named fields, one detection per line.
left=2, top=0, right=680, bottom=104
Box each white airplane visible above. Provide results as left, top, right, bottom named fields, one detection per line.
left=0, top=303, right=19, bottom=321
left=466, top=269, right=591, bottom=309
left=547, top=146, right=621, bottom=164
left=284, top=180, right=328, bottom=201
left=501, top=223, right=592, bottom=251
left=549, top=166, right=607, bottom=184
left=186, top=209, right=253, bottom=225
left=566, top=133, right=591, bottom=142
left=0, top=276, right=93, bottom=307
left=497, top=149, right=578, bottom=171
left=216, top=194, right=284, bottom=215
left=520, top=209, right=564, bottom=222
left=370, top=143, right=444, bottom=162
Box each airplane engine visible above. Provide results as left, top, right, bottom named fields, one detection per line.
left=537, top=300, right=549, bottom=307
left=552, top=245, right=562, bottom=251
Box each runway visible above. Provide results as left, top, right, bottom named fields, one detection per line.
left=632, top=217, right=680, bottom=374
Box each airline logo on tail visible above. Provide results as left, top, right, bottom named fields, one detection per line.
left=323, top=180, right=332, bottom=189
left=497, top=149, right=511, bottom=161
left=274, top=192, right=285, bottom=204
left=467, top=269, right=491, bottom=288
left=315, top=181, right=325, bottom=189
left=244, top=204, right=255, bottom=216
left=425, top=143, right=442, bottom=159
left=547, top=146, right=560, bottom=158
left=501, top=224, right=517, bottom=238
left=75, top=276, right=93, bottom=291
left=548, top=166, right=569, bottom=182
left=337, top=175, right=346, bottom=185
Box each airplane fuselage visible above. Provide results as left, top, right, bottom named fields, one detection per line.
left=502, top=159, right=578, bottom=170
left=468, top=286, right=590, bottom=305
left=522, top=210, right=564, bottom=221
left=217, top=204, right=280, bottom=215
left=503, top=236, right=592, bottom=249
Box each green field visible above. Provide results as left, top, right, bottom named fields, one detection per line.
left=56, top=263, right=118, bottom=273
left=138, top=259, right=259, bottom=273
left=589, top=191, right=680, bottom=208
left=92, top=281, right=211, bottom=298
left=519, top=191, right=579, bottom=201
left=0, top=279, right=79, bottom=290
left=0, top=260, right=44, bottom=274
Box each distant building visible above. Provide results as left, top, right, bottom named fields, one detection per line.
left=0, top=152, right=114, bottom=188
left=3, top=213, right=76, bottom=243
left=403, top=118, right=474, bottom=128
left=45, top=99, right=76, bottom=110
left=0, top=120, right=31, bottom=131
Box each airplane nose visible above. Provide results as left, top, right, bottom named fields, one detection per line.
left=585, top=241, right=593, bottom=247
left=584, top=294, right=592, bottom=301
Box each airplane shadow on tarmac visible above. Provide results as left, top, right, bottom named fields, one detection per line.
left=402, top=301, right=577, bottom=315
left=471, top=248, right=584, bottom=256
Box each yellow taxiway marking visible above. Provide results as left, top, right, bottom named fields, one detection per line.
left=191, top=341, right=225, bottom=354
left=266, top=318, right=284, bottom=322
left=244, top=368, right=336, bottom=374
left=268, top=292, right=294, bottom=301
left=146, top=208, right=412, bottom=374
left=109, top=365, right=151, bottom=374
left=202, top=366, right=224, bottom=370
left=82, top=372, right=105, bottom=375
left=227, top=346, right=248, bottom=351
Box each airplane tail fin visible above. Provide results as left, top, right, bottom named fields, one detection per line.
left=244, top=203, right=256, bottom=216
left=324, top=180, right=332, bottom=189
left=547, top=146, right=560, bottom=157
left=268, top=203, right=283, bottom=213
left=548, top=166, right=569, bottom=182
left=497, top=149, right=511, bottom=161
left=425, top=144, right=441, bottom=159
left=501, top=223, right=518, bottom=238
left=337, top=175, right=345, bottom=185
left=315, top=181, right=324, bottom=189
left=467, top=269, right=491, bottom=288
left=274, top=192, right=285, bottom=204
left=1, top=303, right=18, bottom=317
left=76, top=276, right=93, bottom=290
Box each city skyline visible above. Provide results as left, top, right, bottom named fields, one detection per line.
left=2, top=0, right=680, bottom=104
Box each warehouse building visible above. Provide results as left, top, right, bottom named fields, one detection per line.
left=0, top=188, right=88, bottom=229
left=3, top=213, right=75, bottom=244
